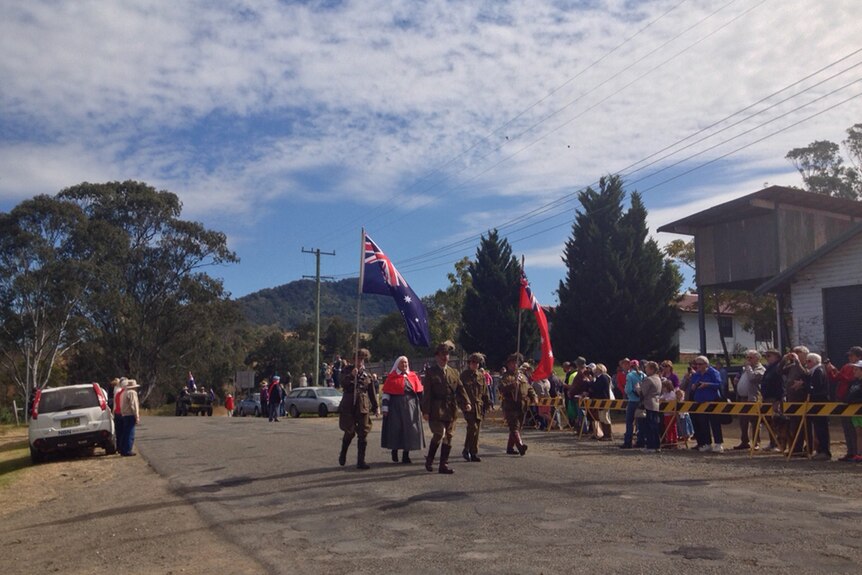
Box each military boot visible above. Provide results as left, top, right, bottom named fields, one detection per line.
left=516, top=432, right=528, bottom=456
left=338, top=436, right=352, bottom=466
left=401, top=450, right=412, bottom=464
left=438, top=444, right=454, bottom=474
left=356, top=440, right=370, bottom=470
left=506, top=432, right=518, bottom=454
left=425, top=440, right=439, bottom=472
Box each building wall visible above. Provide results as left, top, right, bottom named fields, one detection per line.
left=677, top=312, right=758, bottom=355
left=790, top=233, right=862, bottom=353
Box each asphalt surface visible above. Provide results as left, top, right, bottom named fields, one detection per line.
left=138, top=415, right=862, bottom=575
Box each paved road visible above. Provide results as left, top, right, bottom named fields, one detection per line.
left=138, top=415, right=862, bottom=575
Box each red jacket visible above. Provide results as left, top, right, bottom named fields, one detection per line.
left=382, top=371, right=423, bottom=395
left=827, top=363, right=856, bottom=401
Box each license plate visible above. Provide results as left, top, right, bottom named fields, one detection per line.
left=61, top=417, right=80, bottom=428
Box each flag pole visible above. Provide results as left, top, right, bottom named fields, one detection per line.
left=516, top=255, right=524, bottom=358
left=355, top=228, right=365, bottom=403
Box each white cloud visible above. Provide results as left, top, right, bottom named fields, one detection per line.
left=1, top=0, right=860, bottom=297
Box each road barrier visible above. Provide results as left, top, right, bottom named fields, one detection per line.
left=575, top=398, right=862, bottom=459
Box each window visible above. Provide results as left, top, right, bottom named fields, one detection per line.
left=717, top=316, right=734, bottom=338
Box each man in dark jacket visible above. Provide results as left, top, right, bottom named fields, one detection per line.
left=760, top=349, right=785, bottom=451
left=805, top=354, right=831, bottom=460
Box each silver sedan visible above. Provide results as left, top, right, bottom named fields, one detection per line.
left=285, top=387, right=342, bottom=418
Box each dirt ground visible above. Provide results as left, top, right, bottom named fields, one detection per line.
left=0, top=426, right=266, bottom=575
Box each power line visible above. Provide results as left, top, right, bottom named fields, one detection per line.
left=326, top=65, right=862, bottom=279
left=312, top=0, right=733, bottom=253
left=388, top=58, right=862, bottom=272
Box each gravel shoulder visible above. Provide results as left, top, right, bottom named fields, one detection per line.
left=0, top=423, right=267, bottom=575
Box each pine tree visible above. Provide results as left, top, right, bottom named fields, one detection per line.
left=553, top=175, right=682, bottom=367
left=460, top=230, right=536, bottom=369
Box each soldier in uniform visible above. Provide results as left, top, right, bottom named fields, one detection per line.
left=421, top=341, right=472, bottom=474
left=460, top=352, right=491, bottom=462
left=338, top=348, right=379, bottom=470
left=499, top=353, right=538, bottom=455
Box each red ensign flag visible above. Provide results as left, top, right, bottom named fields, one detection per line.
left=519, top=272, right=554, bottom=381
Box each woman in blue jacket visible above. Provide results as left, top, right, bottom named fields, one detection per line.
left=690, top=356, right=724, bottom=452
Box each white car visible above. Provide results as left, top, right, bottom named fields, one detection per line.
left=285, top=387, right=342, bottom=418
left=28, top=384, right=117, bottom=463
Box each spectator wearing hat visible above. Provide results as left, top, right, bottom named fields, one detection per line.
left=690, top=356, right=724, bottom=453
left=620, top=360, right=645, bottom=449
left=381, top=356, right=424, bottom=464
left=338, top=348, right=379, bottom=470
left=499, top=353, right=537, bottom=455
left=826, top=346, right=862, bottom=461
left=119, top=379, right=141, bottom=456
left=460, top=352, right=491, bottom=462
left=421, top=341, right=471, bottom=474
left=268, top=376, right=283, bottom=422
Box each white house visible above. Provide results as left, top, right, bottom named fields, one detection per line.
left=755, top=223, right=862, bottom=361
left=675, top=293, right=760, bottom=356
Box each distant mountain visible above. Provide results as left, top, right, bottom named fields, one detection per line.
left=236, top=278, right=397, bottom=330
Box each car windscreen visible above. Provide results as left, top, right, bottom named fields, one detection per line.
left=39, top=387, right=100, bottom=413
left=315, top=388, right=341, bottom=397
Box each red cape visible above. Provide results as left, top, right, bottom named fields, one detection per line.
left=382, top=371, right=423, bottom=395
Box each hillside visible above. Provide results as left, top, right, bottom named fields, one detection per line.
left=237, top=278, right=396, bottom=330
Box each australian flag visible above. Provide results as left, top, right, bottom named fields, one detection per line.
left=361, top=232, right=431, bottom=348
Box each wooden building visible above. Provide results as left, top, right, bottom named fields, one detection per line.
left=659, top=186, right=862, bottom=355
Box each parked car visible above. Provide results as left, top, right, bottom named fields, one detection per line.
left=236, top=393, right=261, bottom=417
left=285, top=387, right=342, bottom=418
left=28, top=384, right=116, bottom=463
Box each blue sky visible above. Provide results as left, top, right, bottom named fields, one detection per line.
left=1, top=0, right=860, bottom=305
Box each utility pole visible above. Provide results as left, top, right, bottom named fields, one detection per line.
left=302, top=247, right=335, bottom=387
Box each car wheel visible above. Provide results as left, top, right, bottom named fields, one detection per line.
left=30, top=445, right=45, bottom=464
left=289, top=405, right=300, bottom=418
left=104, top=438, right=117, bottom=455
left=318, top=404, right=329, bottom=418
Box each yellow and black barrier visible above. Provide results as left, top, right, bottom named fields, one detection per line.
left=575, top=398, right=862, bottom=459
left=522, top=396, right=569, bottom=431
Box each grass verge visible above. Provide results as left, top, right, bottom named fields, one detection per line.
left=0, top=426, right=30, bottom=488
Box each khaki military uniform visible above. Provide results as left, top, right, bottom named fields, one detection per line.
left=421, top=361, right=470, bottom=473
left=499, top=370, right=538, bottom=453
left=421, top=363, right=470, bottom=446
left=337, top=364, right=378, bottom=469
left=339, top=365, right=378, bottom=438
left=460, top=368, right=490, bottom=458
